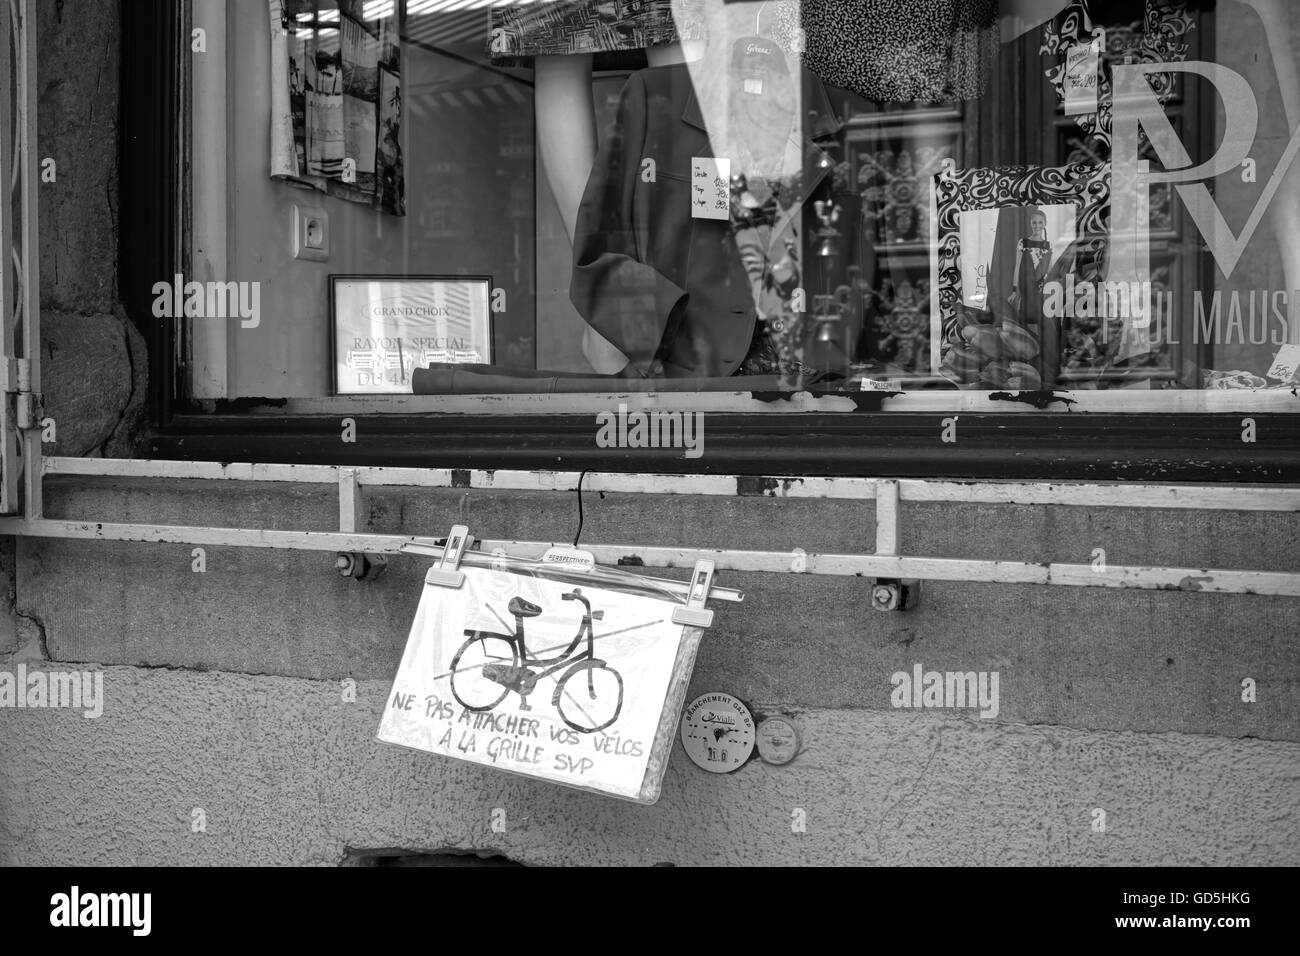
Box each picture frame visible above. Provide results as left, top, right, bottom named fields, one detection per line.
left=929, top=163, right=1112, bottom=386
left=330, top=274, right=493, bottom=395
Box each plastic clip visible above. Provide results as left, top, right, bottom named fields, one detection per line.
left=424, top=524, right=472, bottom=588
left=671, top=559, right=716, bottom=628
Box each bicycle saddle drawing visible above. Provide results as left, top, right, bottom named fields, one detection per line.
left=508, top=597, right=543, bottom=619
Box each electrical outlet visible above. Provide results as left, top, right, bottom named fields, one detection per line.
left=292, top=204, right=329, bottom=261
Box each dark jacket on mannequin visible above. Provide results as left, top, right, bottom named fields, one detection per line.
left=569, top=61, right=848, bottom=379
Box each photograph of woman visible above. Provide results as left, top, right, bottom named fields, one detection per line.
left=1008, top=207, right=1052, bottom=318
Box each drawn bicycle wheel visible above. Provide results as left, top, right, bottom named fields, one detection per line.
left=552, top=659, right=623, bottom=733
left=450, top=634, right=517, bottom=711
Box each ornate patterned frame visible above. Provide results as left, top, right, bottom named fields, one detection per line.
left=929, top=163, right=1111, bottom=372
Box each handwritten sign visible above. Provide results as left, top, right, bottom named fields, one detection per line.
left=1062, top=32, right=1102, bottom=116
left=1267, top=343, right=1300, bottom=383
left=691, top=157, right=731, bottom=221
left=377, top=565, right=699, bottom=802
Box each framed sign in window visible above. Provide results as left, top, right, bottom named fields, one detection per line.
left=330, top=275, right=494, bottom=394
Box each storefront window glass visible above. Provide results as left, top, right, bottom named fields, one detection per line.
left=189, top=0, right=1300, bottom=405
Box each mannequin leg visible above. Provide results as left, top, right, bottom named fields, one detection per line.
left=534, top=54, right=627, bottom=373
left=534, top=53, right=597, bottom=244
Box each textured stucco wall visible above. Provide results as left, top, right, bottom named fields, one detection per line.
left=1, top=478, right=1297, bottom=865
left=2, top=667, right=1297, bottom=866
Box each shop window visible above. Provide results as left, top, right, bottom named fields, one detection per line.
left=169, top=0, right=1297, bottom=400
left=111, top=0, right=1300, bottom=474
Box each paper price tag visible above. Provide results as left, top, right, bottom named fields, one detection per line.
left=859, top=378, right=900, bottom=392
left=1267, top=343, right=1300, bottom=383
left=1062, top=31, right=1102, bottom=116
left=691, top=157, right=731, bottom=221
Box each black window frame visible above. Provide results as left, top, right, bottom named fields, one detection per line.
left=117, top=0, right=1300, bottom=481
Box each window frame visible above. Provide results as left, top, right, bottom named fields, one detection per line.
left=118, top=0, right=1300, bottom=481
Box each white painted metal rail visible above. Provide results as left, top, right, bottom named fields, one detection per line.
left=1, top=457, right=1296, bottom=598
left=0, top=0, right=42, bottom=518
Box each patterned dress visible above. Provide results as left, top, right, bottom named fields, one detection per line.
left=488, top=0, right=707, bottom=61
left=768, top=0, right=999, bottom=103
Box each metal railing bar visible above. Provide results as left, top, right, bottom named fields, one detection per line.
left=1, top=517, right=1297, bottom=597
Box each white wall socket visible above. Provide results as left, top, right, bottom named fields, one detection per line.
left=292, top=204, right=329, bottom=262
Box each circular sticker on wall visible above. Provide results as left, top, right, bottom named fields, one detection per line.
left=755, top=716, right=801, bottom=766
left=680, top=693, right=755, bottom=773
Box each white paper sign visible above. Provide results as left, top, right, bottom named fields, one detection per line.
left=377, top=566, right=689, bottom=800
left=1063, top=32, right=1102, bottom=116
left=332, top=276, right=493, bottom=394
left=1267, top=343, right=1300, bottom=382
left=859, top=377, right=900, bottom=391
left=691, top=156, right=731, bottom=221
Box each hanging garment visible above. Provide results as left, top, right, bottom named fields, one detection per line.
left=767, top=0, right=1000, bottom=103
left=487, top=0, right=708, bottom=63
left=269, top=0, right=405, bottom=216
left=568, top=62, right=849, bottom=380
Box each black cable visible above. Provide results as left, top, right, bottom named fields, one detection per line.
left=573, top=470, right=588, bottom=547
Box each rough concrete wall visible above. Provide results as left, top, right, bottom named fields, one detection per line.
left=21, top=478, right=1300, bottom=740
left=0, top=0, right=143, bottom=714
left=2, top=479, right=1297, bottom=865
left=34, top=0, right=146, bottom=458
left=37, top=0, right=118, bottom=313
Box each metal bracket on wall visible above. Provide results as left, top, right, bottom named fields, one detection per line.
left=671, top=560, right=717, bottom=627
left=334, top=466, right=388, bottom=582
left=423, top=524, right=471, bottom=589
left=2, top=458, right=1300, bottom=598
left=870, top=480, right=918, bottom=611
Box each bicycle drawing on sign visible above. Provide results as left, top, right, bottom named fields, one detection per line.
left=450, top=587, right=644, bottom=733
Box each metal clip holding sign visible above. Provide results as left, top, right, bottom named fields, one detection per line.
left=424, top=524, right=472, bottom=588
left=671, top=559, right=716, bottom=628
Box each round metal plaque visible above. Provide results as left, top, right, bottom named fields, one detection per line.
left=680, top=693, right=755, bottom=773
left=755, top=715, right=801, bottom=766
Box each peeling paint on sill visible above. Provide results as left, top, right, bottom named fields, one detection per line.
left=987, top=390, right=1078, bottom=410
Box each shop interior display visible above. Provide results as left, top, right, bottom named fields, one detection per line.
left=253, top=0, right=1300, bottom=396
